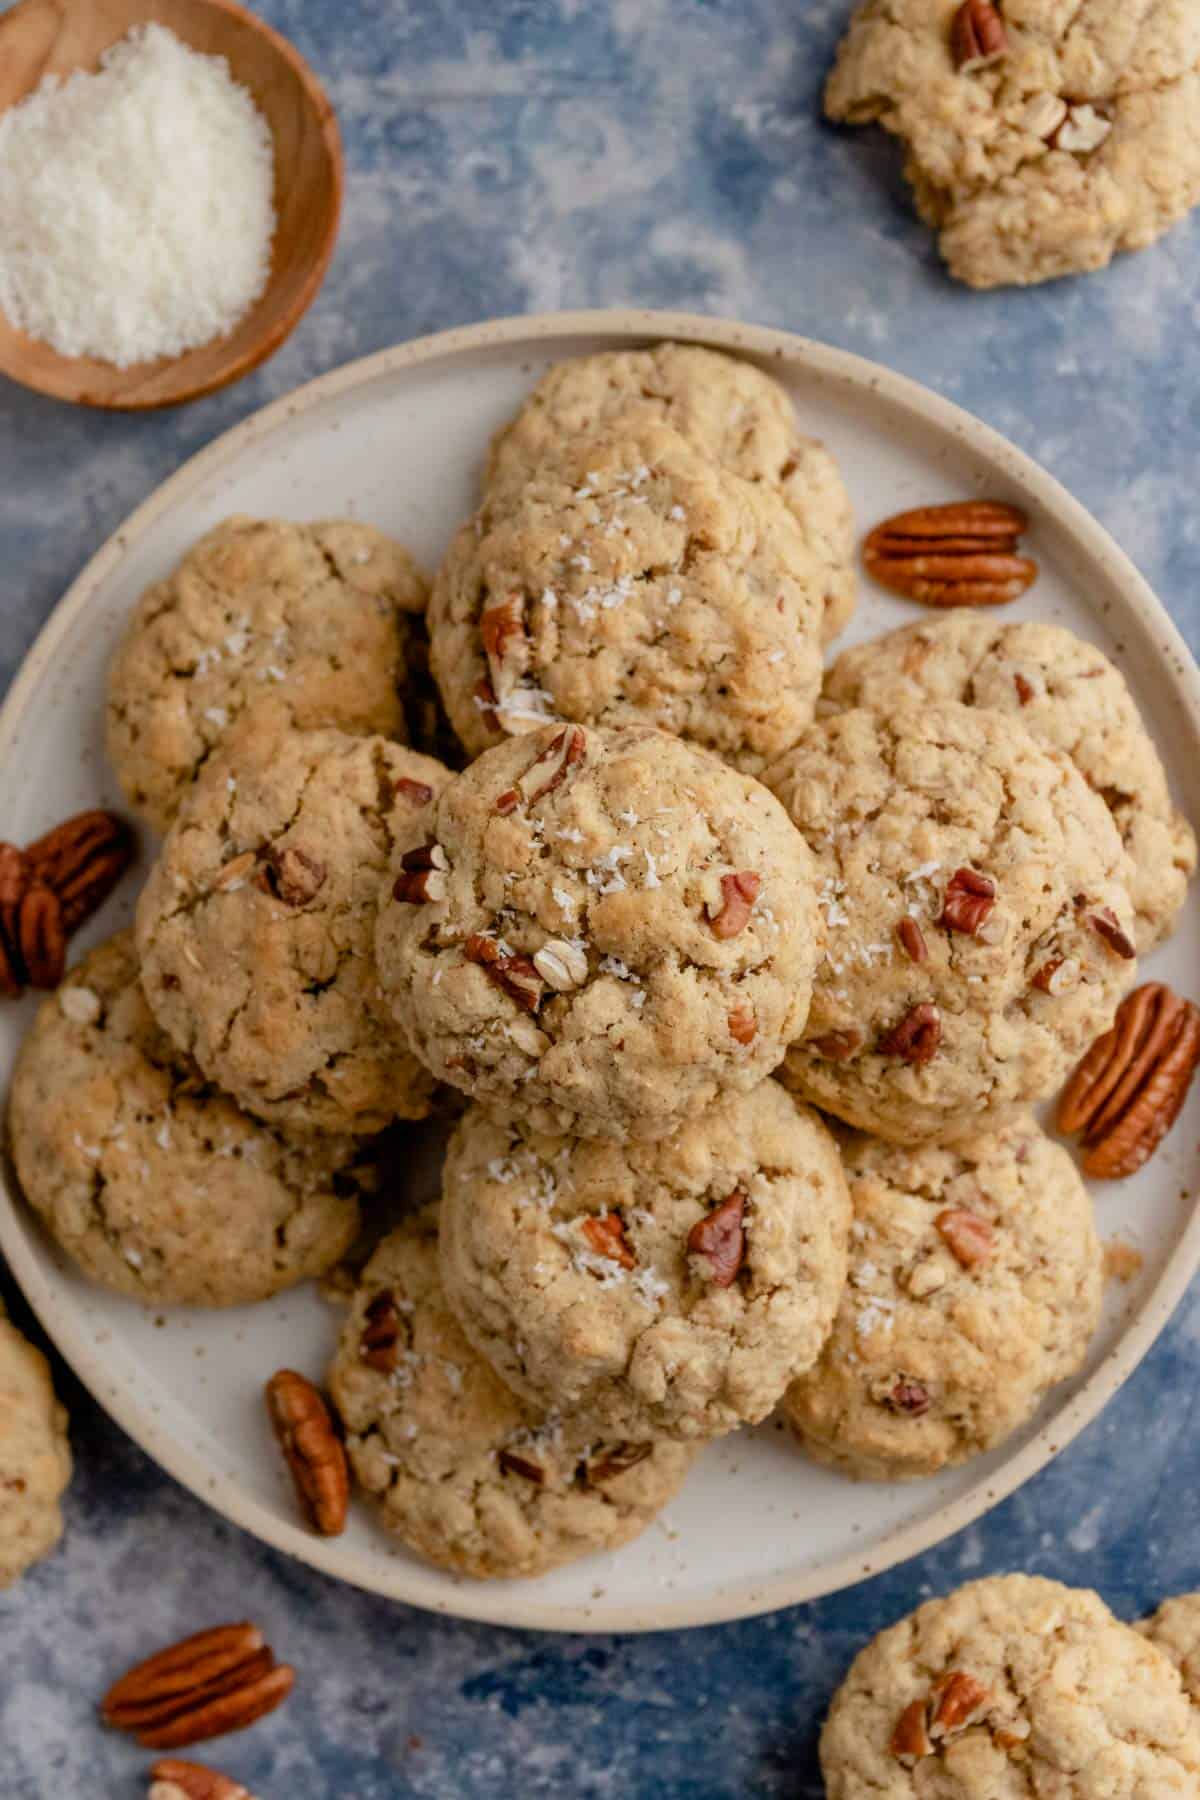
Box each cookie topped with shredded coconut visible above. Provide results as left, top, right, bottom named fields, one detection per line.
left=429, top=419, right=827, bottom=771
left=107, top=516, right=428, bottom=834
left=437, top=1082, right=850, bottom=1442
left=375, top=722, right=824, bottom=1141
left=784, top=1116, right=1101, bottom=1481
left=327, top=1207, right=695, bottom=1579
left=765, top=701, right=1138, bottom=1144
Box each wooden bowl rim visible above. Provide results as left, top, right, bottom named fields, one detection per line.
left=0, top=0, right=344, bottom=411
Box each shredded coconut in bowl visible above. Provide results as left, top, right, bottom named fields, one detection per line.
left=0, top=24, right=276, bottom=368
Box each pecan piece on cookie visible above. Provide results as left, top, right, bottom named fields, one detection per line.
left=896, top=917, right=928, bottom=963
left=1057, top=982, right=1200, bottom=1179
left=465, top=934, right=545, bottom=1013
left=940, top=868, right=995, bottom=936
left=1084, top=905, right=1136, bottom=961
left=257, top=844, right=326, bottom=907
left=498, top=1448, right=545, bottom=1485
left=951, top=0, right=1007, bottom=72
left=102, top=1622, right=294, bottom=1750
left=393, top=840, right=449, bottom=904
left=884, top=1377, right=931, bottom=1416
left=480, top=595, right=529, bottom=707
left=581, top=1211, right=636, bottom=1269
left=687, top=1189, right=746, bottom=1287
left=265, top=1370, right=350, bottom=1537
left=359, top=1290, right=404, bottom=1373
left=584, top=1442, right=653, bottom=1485
left=878, top=1003, right=941, bottom=1064
left=936, top=1207, right=995, bottom=1270
left=863, top=501, right=1036, bottom=607
left=706, top=871, right=761, bottom=939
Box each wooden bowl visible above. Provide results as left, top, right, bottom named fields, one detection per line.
left=0, top=0, right=343, bottom=409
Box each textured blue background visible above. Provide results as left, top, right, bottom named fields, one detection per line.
left=3, top=2, right=1200, bottom=1795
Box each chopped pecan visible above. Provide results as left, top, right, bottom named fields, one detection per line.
left=930, top=1671, right=991, bottom=1738
left=707, top=871, right=761, bottom=939
left=1013, top=672, right=1035, bottom=705
left=102, top=1623, right=294, bottom=1750
left=360, top=1291, right=403, bottom=1373
left=464, top=934, right=544, bottom=1012
left=14, top=885, right=66, bottom=990
left=1031, top=955, right=1080, bottom=996
left=26, top=808, right=135, bottom=933
left=728, top=1003, right=757, bottom=1044
left=257, top=845, right=326, bottom=907
left=394, top=777, right=434, bottom=808
left=1085, top=906, right=1136, bottom=961
left=687, top=1190, right=746, bottom=1287
left=951, top=0, right=1008, bottom=71
left=941, top=868, right=995, bottom=936
left=896, top=917, right=928, bottom=963
left=890, top=1698, right=933, bottom=1764
left=584, top=1442, right=653, bottom=1485
left=479, top=595, right=528, bottom=703
left=812, top=1028, right=861, bottom=1062
left=265, top=1371, right=349, bottom=1537
left=1057, top=983, right=1200, bottom=1179
left=473, top=676, right=500, bottom=730
left=1055, top=102, right=1111, bottom=154
left=863, top=501, right=1036, bottom=608
left=885, top=1378, right=931, bottom=1416
left=533, top=937, right=588, bottom=991
left=514, top=725, right=586, bottom=806
left=212, top=852, right=258, bottom=893
left=936, top=1208, right=995, bottom=1270
left=581, top=1211, right=635, bottom=1270
left=393, top=840, right=449, bottom=904
left=498, top=1449, right=545, bottom=1485
left=149, top=1760, right=255, bottom=1800
left=878, top=1003, right=941, bottom=1064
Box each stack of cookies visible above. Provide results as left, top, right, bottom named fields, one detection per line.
left=6, top=344, right=1196, bottom=1588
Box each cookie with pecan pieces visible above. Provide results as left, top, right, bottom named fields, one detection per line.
left=765, top=701, right=1138, bottom=1144
left=375, top=722, right=823, bottom=1141
left=438, top=1082, right=850, bottom=1441
left=328, top=1207, right=696, bottom=1579
left=137, top=709, right=451, bottom=1135
left=784, top=1116, right=1100, bottom=1480
left=822, top=1575, right=1200, bottom=1798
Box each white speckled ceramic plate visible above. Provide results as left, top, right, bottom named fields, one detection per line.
left=1, top=311, right=1198, bottom=1632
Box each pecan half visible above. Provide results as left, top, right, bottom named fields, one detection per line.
left=863, top=501, right=1037, bottom=607
left=936, top=1207, right=995, bottom=1270
left=812, top=1028, right=861, bottom=1062
left=265, top=1371, right=349, bottom=1537
left=149, top=1760, right=255, bottom=1800
left=890, top=1698, right=933, bottom=1764
left=359, top=1290, right=403, bottom=1373
left=26, top=808, right=135, bottom=933
left=584, top=1442, right=653, bottom=1485
left=13, top=885, right=67, bottom=990
left=951, top=0, right=1008, bottom=71
left=465, top=934, right=544, bottom=1012
left=728, top=1003, right=757, bottom=1044
left=941, top=868, right=995, bottom=936
left=896, top=917, right=928, bottom=963
left=257, top=845, right=326, bottom=907
left=480, top=595, right=528, bottom=704
left=514, top=725, right=586, bottom=806
left=930, top=1671, right=991, bottom=1738
left=878, top=1003, right=941, bottom=1064
left=687, top=1190, right=746, bottom=1287
left=885, top=1377, right=931, bottom=1416
left=498, top=1449, right=544, bottom=1485
left=707, top=871, right=761, bottom=939
left=1057, top=983, right=1200, bottom=1179
left=1085, top=905, right=1136, bottom=961
left=102, top=1623, right=294, bottom=1750
left=582, top=1211, right=635, bottom=1269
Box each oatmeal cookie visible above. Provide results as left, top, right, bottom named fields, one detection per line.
left=10, top=934, right=367, bottom=1305
left=824, top=613, right=1195, bottom=951
left=328, top=1208, right=695, bottom=1579
left=431, top=420, right=827, bottom=769
left=826, top=0, right=1200, bottom=287
left=107, top=516, right=428, bottom=833
left=376, top=722, right=823, bottom=1141
left=438, top=1082, right=850, bottom=1442
left=136, top=709, right=451, bottom=1135
left=1139, top=1596, right=1200, bottom=1706
left=0, top=1310, right=71, bottom=1586
left=784, top=1116, right=1101, bottom=1480
left=821, top=1574, right=1200, bottom=1797
left=484, top=342, right=855, bottom=637
left=765, top=702, right=1138, bottom=1142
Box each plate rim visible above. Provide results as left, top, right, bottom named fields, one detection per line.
left=2, top=306, right=1199, bottom=1633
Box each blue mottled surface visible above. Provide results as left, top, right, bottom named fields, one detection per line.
left=2, top=2, right=1200, bottom=1795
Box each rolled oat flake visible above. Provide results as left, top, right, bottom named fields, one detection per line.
left=0, top=23, right=276, bottom=367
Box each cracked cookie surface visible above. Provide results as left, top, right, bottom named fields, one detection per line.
left=136, top=711, right=451, bottom=1135
left=824, top=613, right=1196, bottom=951
left=826, top=0, right=1200, bottom=287
left=821, top=1574, right=1200, bottom=1798
left=432, top=420, right=827, bottom=770
left=9, top=933, right=368, bottom=1304
left=327, top=1207, right=695, bottom=1579
left=438, top=1082, right=850, bottom=1442
left=483, top=342, right=855, bottom=639
left=0, top=1310, right=71, bottom=1586
left=107, top=516, right=428, bottom=834
left=784, top=1116, right=1101, bottom=1480
left=376, top=722, right=823, bottom=1141
left=1139, top=1596, right=1200, bottom=1706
